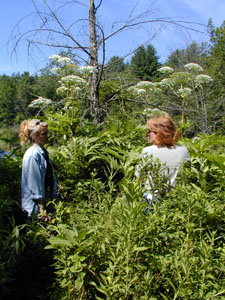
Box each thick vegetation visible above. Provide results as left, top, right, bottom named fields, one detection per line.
left=0, top=21, right=225, bottom=300
left=0, top=124, right=224, bottom=299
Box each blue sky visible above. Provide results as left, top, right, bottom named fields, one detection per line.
left=0, top=0, right=224, bottom=75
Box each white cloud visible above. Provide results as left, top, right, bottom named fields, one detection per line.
left=180, top=0, right=225, bottom=26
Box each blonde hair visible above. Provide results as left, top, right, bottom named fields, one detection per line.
left=147, top=115, right=179, bottom=148
left=19, top=119, right=48, bottom=146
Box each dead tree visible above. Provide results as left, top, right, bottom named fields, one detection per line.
left=11, top=0, right=206, bottom=124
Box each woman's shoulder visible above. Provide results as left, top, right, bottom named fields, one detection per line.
left=174, top=144, right=190, bottom=160
left=174, top=144, right=189, bottom=153
left=23, top=144, right=44, bottom=159
left=141, top=145, right=158, bottom=155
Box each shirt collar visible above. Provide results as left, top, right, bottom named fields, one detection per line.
left=33, top=143, right=45, bottom=155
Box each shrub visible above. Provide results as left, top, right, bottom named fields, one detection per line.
left=38, top=134, right=225, bottom=299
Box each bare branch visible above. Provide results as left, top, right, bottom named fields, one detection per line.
left=10, top=0, right=210, bottom=123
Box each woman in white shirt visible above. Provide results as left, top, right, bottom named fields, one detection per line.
left=19, top=119, right=57, bottom=221
left=136, top=115, right=190, bottom=204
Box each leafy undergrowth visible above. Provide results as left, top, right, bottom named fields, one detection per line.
left=0, top=133, right=224, bottom=299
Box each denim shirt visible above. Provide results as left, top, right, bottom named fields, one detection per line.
left=21, top=143, right=57, bottom=217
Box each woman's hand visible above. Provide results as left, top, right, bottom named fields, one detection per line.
left=38, top=202, right=51, bottom=222
left=38, top=214, right=51, bottom=222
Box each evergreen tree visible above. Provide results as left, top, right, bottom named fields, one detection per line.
left=207, top=20, right=225, bottom=86
left=14, top=72, right=37, bottom=118
left=166, top=42, right=208, bottom=70
left=0, top=76, right=17, bottom=126
left=105, top=56, right=126, bottom=74
left=130, top=44, right=161, bottom=80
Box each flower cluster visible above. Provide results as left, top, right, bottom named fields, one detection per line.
left=49, top=55, right=72, bottom=65
left=158, top=66, right=174, bottom=74
left=60, top=75, right=87, bottom=86
left=196, top=74, right=213, bottom=84
left=49, top=55, right=62, bottom=61
left=78, top=66, right=95, bottom=73
left=136, top=81, right=155, bottom=88
left=177, top=87, right=192, bottom=98
left=51, top=67, right=61, bottom=74
left=57, top=57, right=72, bottom=64
left=159, top=78, right=171, bottom=87
left=137, top=88, right=146, bottom=95
left=127, top=86, right=138, bottom=93
left=28, top=97, right=52, bottom=108
left=184, top=63, right=203, bottom=72
left=56, top=85, right=68, bottom=96
left=143, top=108, right=169, bottom=117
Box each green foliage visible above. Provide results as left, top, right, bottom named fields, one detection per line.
left=0, top=76, right=17, bottom=125
left=156, top=64, right=214, bottom=135
left=38, top=133, right=224, bottom=299
left=0, top=72, right=59, bottom=126
left=52, top=121, right=142, bottom=204
left=0, top=148, right=55, bottom=300
left=130, top=44, right=161, bottom=80
left=166, top=42, right=208, bottom=70
left=183, top=134, right=225, bottom=193
left=0, top=53, right=224, bottom=299
left=105, top=56, right=126, bottom=74
left=0, top=155, right=23, bottom=297
left=208, top=20, right=225, bottom=87
left=0, top=156, right=21, bottom=228
left=0, top=116, right=224, bottom=299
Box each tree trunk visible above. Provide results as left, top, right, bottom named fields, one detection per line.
left=89, top=0, right=101, bottom=124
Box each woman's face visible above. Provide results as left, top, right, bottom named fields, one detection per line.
left=34, top=126, right=50, bottom=147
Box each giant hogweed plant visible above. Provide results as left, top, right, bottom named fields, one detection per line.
left=157, top=64, right=213, bottom=135
left=27, top=55, right=96, bottom=143
left=127, top=63, right=213, bottom=135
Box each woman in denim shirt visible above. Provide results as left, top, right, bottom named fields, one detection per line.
left=19, top=119, right=57, bottom=221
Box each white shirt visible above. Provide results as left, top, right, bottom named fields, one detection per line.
left=136, top=144, right=190, bottom=198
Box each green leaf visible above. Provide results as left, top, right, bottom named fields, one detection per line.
left=49, top=238, right=72, bottom=247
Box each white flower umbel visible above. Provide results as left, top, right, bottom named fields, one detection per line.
left=57, top=57, right=72, bottom=64
left=78, top=66, right=95, bottom=73
left=177, top=87, right=192, bottom=98
left=137, top=88, right=146, bottom=95
left=143, top=108, right=169, bottom=117
left=159, top=78, right=171, bottom=87
left=143, top=107, right=151, bottom=113
left=158, top=66, right=174, bottom=74
left=196, top=74, right=213, bottom=84
left=28, top=97, right=52, bottom=108
left=49, top=54, right=62, bottom=61
left=56, top=85, right=68, bottom=96
left=184, top=63, right=203, bottom=72
left=61, top=75, right=87, bottom=85
left=136, top=81, right=155, bottom=87
left=51, top=67, right=61, bottom=74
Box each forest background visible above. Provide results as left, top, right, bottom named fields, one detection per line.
left=0, top=1, right=224, bottom=299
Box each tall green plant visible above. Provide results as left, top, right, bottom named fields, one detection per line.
left=37, top=134, right=224, bottom=299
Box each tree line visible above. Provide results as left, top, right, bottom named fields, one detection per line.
left=1, top=20, right=224, bottom=136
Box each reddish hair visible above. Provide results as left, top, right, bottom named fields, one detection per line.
left=147, top=115, right=179, bottom=148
